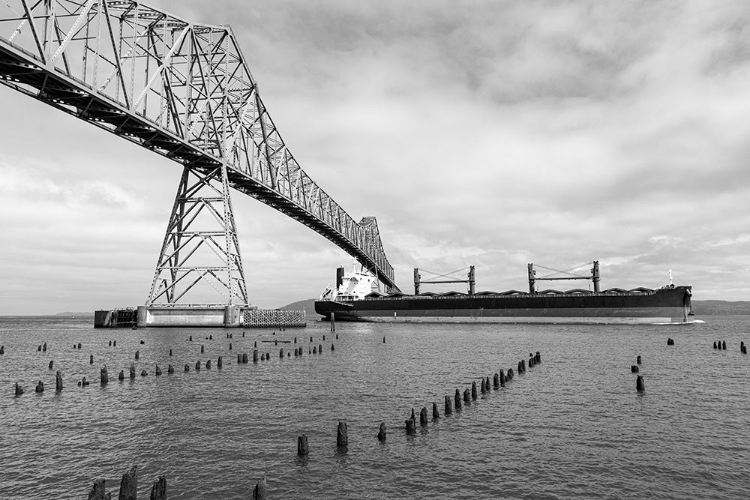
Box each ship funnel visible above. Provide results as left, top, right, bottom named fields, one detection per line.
left=336, top=267, right=345, bottom=290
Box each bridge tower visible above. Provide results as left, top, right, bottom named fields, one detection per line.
left=146, top=164, right=248, bottom=309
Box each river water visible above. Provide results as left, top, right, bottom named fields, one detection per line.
left=1, top=315, right=749, bottom=499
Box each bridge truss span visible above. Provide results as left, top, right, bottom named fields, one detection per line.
left=0, top=0, right=398, bottom=299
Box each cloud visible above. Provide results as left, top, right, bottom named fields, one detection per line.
left=1, top=0, right=749, bottom=313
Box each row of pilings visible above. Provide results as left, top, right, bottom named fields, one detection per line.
left=8, top=330, right=337, bottom=397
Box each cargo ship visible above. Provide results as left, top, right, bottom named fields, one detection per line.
left=314, top=261, right=694, bottom=324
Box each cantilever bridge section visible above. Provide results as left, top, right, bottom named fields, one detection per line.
left=0, top=0, right=399, bottom=312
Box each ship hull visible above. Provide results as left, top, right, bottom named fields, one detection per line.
left=315, top=286, right=693, bottom=324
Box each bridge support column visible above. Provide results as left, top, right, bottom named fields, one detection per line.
left=145, top=164, right=249, bottom=308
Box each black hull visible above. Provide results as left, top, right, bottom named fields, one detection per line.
left=315, top=286, right=693, bottom=324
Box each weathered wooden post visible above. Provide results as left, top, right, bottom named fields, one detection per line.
left=101, top=366, right=108, bottom=385
left=150, top=476, right=167, bottom=500
left=56, top=370, right=63, bottom=391
left=337, top=421, right=348, bottom=446
left=378, top=422, right=387, bottom=441
left=201, top=345, right=204, bottom=353
left=169, top=349, right=172, bottom=356
left=445, top=395, right=453, bottom=414
left=156, top=365, right=162, bottom=375
left=455, top=389, right=462, bottom=410
left=87, top=478, right=106, bottom=500
left=420, top=407, right=428, bottom=426
left=667, top=338, right=674, bottom=346
left=298, top=434, right=309, bottom=455
left=251, top=477, right=267, bottom=500
left=631, top=365, right=639, bottom=373
left=140, top=369, right=147, bottom=377
left=184, top=364, right=190, bottom=372
left=35, top=381, right=44, bottom=393
left=129, top=364, right=135, bottom=379
left=405, top=417, right=416, bottom=434
left=195, top=360, right=200, bottom=371
left=43, top=342, right=47, bottom=352
left=118, top=465, right=137, bottom=500
left=463, top=388, right=470, bottom=403
left=280, top=348, right=284, bottom=358
left=637, top=355, right=641, bottom=364
left=637, top=375, right=645, bottom=392
left=90, top=354, right=94, bottom=364
left=118, top=370, right=125, bottom=381
left=49, top=360, right=54, bottom=370
left=168, top=365, right=174, bottom=374
left=206, top=360, right=211, bottom=369
left=722, top=340, right=726, bottom=350
left=471, top=381, right=477, bottom=400
left=218, top=356, right=223, bottom=368
left=253, top=350, right=258, bottom=363
left=432, top=402, right=439, bottom=419
left=331, top=312, right=336, bottom=332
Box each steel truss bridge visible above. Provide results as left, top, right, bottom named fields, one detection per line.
left=0, top=0, right=399, bottom=307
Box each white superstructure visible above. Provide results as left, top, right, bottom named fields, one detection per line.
left=319, top=263, right=381, bottom=301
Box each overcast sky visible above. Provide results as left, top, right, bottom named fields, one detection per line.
left=1, top=0, right=749, bottom=314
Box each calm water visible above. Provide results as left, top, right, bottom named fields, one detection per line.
left=1, top=316, right=749, bottom=499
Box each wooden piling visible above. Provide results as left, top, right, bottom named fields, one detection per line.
left=184, top=364, right=190, bottom=372
left=667, top=338, right=674, bottom=346
left=169, top=349, right=172, bottom=356
left=471, top=381, right=477, bottom=400
left=637, top=355, right=641, bottom=364
left=201, top=345, right=204, bottom=353
left=280, top=348, right=284, bottom=358
left=78, top=343, right=81, bottom=349
left=0, top=345, right=3, bottom=354
left=118, top=370, right=124, bottom=381
left=253, top=350, right=258, bottom=362
left=49, top=360, right=54, bottom=370
left=455, top=389, right=462, bottom=410
left=445, top=395, right=453, bottom=414
left=35, top=381, right=44, bottom=393
left=229, top=343, right=232, bottom=350
left=118, top=465, right=137, bottom=500
left=56, top=370, right=63, bottom=391
left=631, top=365, right=639, bottom=373
left=150, top=476, right=167, bottom=500
left=251, top=477, right=267, bottom=500
left=195, top=361, right=200, bottom=371
left=722, top=341, right=726, bottom=350
left=432, top=402, right=439, bottom=419
left=464, top=388, right=470, bottom=403
left=140, top=370, right=147, bottom=377
left=331, top=343, right=335, bottom=351
left=405, top=417, right=416, bottom=434
left=378, top=422, right=387, bottom=441
left=218, top=356, right=223, bottom=368
left=637, top=375, right=645, bottom=392
left=318, top=344, right=322, bottom=354
left=87, top=478, right=106, bottom=500
left=168, top=365, right=174, bottom=374
left=101, top=366, right=108, bottom=385
left=135, top=350, right=139, bottom=360
left=298, top=434, right=309, bottom=455
left=331, top=312, right=336, bottom=332
left=90, top=354, right=93, bottom=364
left=420, top=407, right=428, bottom=426
left=43, top=342, right=47, bottom=352
left=129, top=364, right=135, bottom=379
left=499, top=369, right=506, bottom=386
left=156, top=365, right=162, bottom=375
left=337, top=421, right=348, bottom=446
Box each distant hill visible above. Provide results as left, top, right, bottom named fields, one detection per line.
left=56, top=312, right=95, bottom=317
left=692, top=300, right=750, bottom=316
left=278, top=298, right=750, bottom=317
left=279, top=298, right=317, bottom=316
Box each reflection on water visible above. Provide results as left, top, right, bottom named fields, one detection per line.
left=1, top=316, right=749, bottom=499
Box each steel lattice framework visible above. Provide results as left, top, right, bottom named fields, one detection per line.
left=0, top=0, right=399, bottom=302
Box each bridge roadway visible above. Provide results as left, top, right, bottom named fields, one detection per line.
left=0, top=0, right=398, bottom=292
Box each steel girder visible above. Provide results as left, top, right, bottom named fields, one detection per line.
left=0, top=0, right=399, bottom=292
